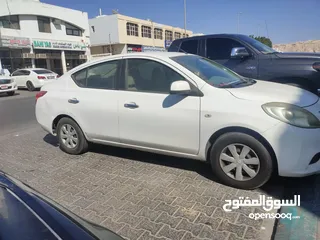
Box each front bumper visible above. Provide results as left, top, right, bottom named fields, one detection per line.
left=263, top=122, right=320, bottom=177
left=0, top=83, right=18, bottom=93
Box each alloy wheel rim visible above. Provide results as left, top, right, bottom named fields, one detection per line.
left=60, top=124, right=78, bottom=149
left=219, top=144, right=260, bottom=181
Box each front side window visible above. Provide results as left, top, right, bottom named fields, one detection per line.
left=174, top=32, right=181, bottom=39
left=0, top=15, right=20, bottom=29
left=171, top=55, right=246, bottom=88
left=180, top=40, right=198, bottom=54
left=206, top=38, right=245, bottom=60
left=238, top=35, right=277, bottom=54
left=12, top=70, right=23, bottom=76
left=154, top=28, right=163, bottom=39
left=120, top=59, right=185, bottom=93
left=72, top=60, right=119, bottom=89
left=141, top=26, right=151, bottom=38
left=65, top=23, right=82, bottom=36
left=126, top=22, right=139, bottom=36
left=38, top=16, right=51, bottom=33
left=165, top=30, right=173, bottom=41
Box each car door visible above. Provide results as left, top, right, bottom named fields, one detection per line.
left=11, top=70, right=26, bottom=87
left=117, top=57, right=200, bottom=155
left=205, top=37, right=259, bottom=78
left=67, top=60, right=121, bottom=142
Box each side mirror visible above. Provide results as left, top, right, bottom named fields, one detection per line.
left=170, top=80, right=191, bottom=95
left=230, top=47, right=250, bottom=58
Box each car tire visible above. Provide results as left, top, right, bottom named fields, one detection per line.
left=6, top=91, right=15, bottom=96
left=26, top=81, right=35, bottom=91
left=57, top=117, right=88, bottom=155
left=209, top=132, right=273, bottom=190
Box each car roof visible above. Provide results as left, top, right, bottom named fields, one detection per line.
left=14, top=68, right=51, bottom=71
left=173, top=33, right=248, bottom=41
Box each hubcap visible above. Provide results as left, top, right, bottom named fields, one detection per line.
left=219, top=144, right=260, bottom=181
left=60, top=124, right=78, bottom=149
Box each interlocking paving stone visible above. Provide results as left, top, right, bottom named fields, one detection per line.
left=0, top=125, right=282, bottom=240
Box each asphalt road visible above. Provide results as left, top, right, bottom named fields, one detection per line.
left=0, top=90, right=318, bottom=240
left=0, top=90, right=38, bottom=136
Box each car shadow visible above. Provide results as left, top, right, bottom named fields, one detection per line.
left=43, top=133, right=290, bottom=197
left=0, top=92, right=20, bottom=98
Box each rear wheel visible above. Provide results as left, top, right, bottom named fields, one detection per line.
left=210, top=132, right=273, bottom=189
left=6, top=91, right=15, bottom=96
left=57, top=117, right=88, bottom=155
left=26, top=81, right=35, bottom=91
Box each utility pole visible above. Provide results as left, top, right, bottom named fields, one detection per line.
left=109, top=34, right=112, bottom=54
left=237, top=12, right=242, bottom=34
left=184, top=0, right=187, bottom=35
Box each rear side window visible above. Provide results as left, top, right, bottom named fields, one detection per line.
left=206, top=38, right=245, bottom=60
left=179, top=40, right=198, bottom=54
left=72, top=60, right=119, bottom=90
left=33, top=70, right=52, bottom=74
left=21, top=70, right=31, bottom=75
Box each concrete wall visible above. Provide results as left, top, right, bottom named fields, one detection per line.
left=89, top=13, right=193, bottom=50
left=89, top=14, right=119, bottom=46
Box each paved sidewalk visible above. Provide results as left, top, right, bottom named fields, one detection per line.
left=0, top=126, right=281, bottom=240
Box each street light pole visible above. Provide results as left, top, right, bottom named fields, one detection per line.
left=184, top=0, right=187, bottom=35
left=237, top=12, right=242, bottom=34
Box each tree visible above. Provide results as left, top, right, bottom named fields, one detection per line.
left=249, top=35, right=273, bottom=48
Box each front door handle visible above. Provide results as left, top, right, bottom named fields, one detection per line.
left=124, top=102, right=139, bottom=109
left=68, top=98, right=79, bottom=104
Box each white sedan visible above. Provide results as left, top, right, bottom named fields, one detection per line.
left=0, top=76, right=17, bottom=96
left=35, top=52, right=320, bottom=189
left=11, top=68, right=59, bottom=91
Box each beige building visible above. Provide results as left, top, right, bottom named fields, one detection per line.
left=89, top=13, right=193, bottom=57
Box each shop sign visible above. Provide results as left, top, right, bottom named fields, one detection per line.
left=142, top=46, right=166, bottom=52
left=32, top=39, right=87, bottom=51
left=0, top=36, right=31, bottom=48
left=127, top=44, right=142, bottom=53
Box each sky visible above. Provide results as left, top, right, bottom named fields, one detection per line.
left=42, top=0, right=320, bottom=44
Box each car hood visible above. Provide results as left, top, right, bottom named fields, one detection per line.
left=275, top=52, right=320, bottom=59
left=226, top=80, right=319, bottom=107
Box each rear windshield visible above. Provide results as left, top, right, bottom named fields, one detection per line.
left=33, top=70, right=53, bottom=74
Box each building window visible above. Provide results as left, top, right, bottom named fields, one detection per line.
left=127, top=22, right=139, bottom=36
left=37, top=16, right=51, bottom=33
left=174, top=32, right=181, bottom=39
left=165, top=30, right=173, bottom=41
left=183, top=33, right=189, bottom=38
left=154, top=28, right=163, bottom=40
left=65, top=23, right=82, bottom=36
left=0, top=15, right=20, bottom=29
left=141, top=25, right=151, bottom=38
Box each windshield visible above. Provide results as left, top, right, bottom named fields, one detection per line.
left=238, top=35, right=277, bottom=54
left=33, top=69, right=54, bottom=74
left=170, top=55, right=246, bottom=87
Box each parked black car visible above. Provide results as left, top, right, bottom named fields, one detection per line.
left=0, top=171, right=124, bottom=240
left=168, top=34, right=320, bottom=95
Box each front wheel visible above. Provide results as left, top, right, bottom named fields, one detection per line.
left=57, top=117, right=88, bottom=155
left=6, top=91, right=15, bottom=96
left=209, top=132, right=273, bottom=189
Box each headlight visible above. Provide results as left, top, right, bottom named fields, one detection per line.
left=262, top=102, right=320, bottom=128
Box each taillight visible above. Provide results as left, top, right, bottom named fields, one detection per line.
left=36, top=91, right=47, bottom=102
left=37, top=76, right=46, bottom=79
left=312, top=62, right=320, bottom=71
left=57, top=75, right=60, bottom=78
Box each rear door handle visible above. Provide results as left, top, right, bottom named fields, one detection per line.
left=124, top=102, right=139, bottom=109
left=68, top=98, right=79, bottom=104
